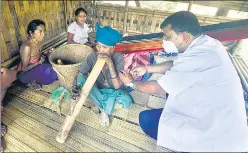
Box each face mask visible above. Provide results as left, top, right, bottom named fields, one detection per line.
left=162, top=40, right=179, bottom=56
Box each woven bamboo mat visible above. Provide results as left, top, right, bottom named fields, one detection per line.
left=3, top=85, right=171, bottom=152
left=9, top=84, right=165, bottom=124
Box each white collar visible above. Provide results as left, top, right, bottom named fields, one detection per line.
left=185, top=34, right=204, bottom=52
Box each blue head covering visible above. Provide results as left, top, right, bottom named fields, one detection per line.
left=96, top=23, right=122, bottom=46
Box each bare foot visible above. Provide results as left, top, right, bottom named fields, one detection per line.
left=1, top=123, right=7, bottom=137
left=29, top=81, right=42, bottom=90
left=99, top=111, right=110, bottom=127
left=114, top=103, right=123, bottom=110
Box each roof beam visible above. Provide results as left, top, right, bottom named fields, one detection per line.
left=216, top=7, right=229, bottom=17
left=174, top=1, right=248, bottom=12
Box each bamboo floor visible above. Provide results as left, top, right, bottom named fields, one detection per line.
left=2, top=81, right=172, bottom=152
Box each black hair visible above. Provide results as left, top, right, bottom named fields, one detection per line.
left=160, top=11, right=202, bottom=36
left=75, top=7, right=87, bottom=16
left=27, top=19, right=46, bottom=37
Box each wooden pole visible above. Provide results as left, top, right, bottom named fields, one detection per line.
left=56, top=58, right=106, bottom=143
left=215, top=7, right=229, bottom=17
left=134, top=0, right=141, bottom=8
left=92, top=0, right=96, bottom=32
left=188, top=1, right=193, bottom=11
left=123, top=0, right=129, bottom=33
left=63, top=0, right=68, bottom=31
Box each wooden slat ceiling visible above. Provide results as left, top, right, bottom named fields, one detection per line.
left=176, top=1, right=248, bottom=12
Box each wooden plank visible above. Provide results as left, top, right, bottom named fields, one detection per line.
left=2, top=1, right=19, bottom=58
left=1, top=32, right=9, bottom=62
left=8, top=0, right=23, bottom=47
left=176, top=1, right=248, bottom=12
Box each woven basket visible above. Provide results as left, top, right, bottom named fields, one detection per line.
left=49, top=44, right=93, bottom=89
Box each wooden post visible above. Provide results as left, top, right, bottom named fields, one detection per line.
left=135, top=0, right=141, bottom=8
left=63, top=0, right=68, bottom=31
left=56, top=58, right=106, bottom=144
left=188, top=1, right=193, bottom=11
left=123, top=0, right=129, bottom=33
left=92, top=0, right=96, bottom=32
left=215, top=7, right=229, bottom=17
left=142, top=12, right=148, bottom=34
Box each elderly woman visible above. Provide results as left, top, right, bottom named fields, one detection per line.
left=67, top=7, right=94, bottom=46
left=17, top=19, right=57, bottom=90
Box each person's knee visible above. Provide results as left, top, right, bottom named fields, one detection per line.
left=139, top=110, right=150, bottom=127
left=77, top=75, right=87, bottom=88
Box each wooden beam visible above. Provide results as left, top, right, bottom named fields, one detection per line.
left=216, top=7, right=229, bottom=17
left=134, top=0, right=141, bottom=8
left=187, top=1, right=193, bottom=11
left=123, top=0, right=129, bottom=33
left=62, top=0, right=68, bottom=31
left=92, top=0, right=96, bottom=32
left=175, top=1, right=248, bottom=12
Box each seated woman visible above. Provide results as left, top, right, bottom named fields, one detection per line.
left=17, top=19, right=57, bottom=90
left=71, top=24, right=133, bottom=126
left=67, top=7, right=94, bottom=47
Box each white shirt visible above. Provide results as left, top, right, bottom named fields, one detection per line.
left=67, top=22, right=91, bottom=44
left=157, top=34, right=248, bottom=152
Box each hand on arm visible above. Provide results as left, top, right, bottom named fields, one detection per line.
left=119, top=70, right=166, bottom=96
left=130, top=61, right=173, bottom=77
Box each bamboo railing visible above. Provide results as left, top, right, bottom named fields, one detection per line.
left=97, top=3, right=239, bottom=34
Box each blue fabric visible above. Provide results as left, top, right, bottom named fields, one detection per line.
left=96, top=23, right=122, bottom=46
left=243, top=91, right=248, bottom=119
left=77, top=75, right=133, bottom=115
left=141, top=53, right=156, bottom=82
left=139, top=108, right=163, bottom=140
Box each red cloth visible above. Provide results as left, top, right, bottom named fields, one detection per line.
left=17, top=55, right=40, bottom=71
left=123, top=52, right=150, bottom=80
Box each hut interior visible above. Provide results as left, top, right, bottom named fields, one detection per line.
left=1, top=0, right=248, bottom=152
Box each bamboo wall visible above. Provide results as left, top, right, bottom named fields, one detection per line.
left=1, top=1, right=91, bottom=63
left=1, top=1, right=240, bottom=63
